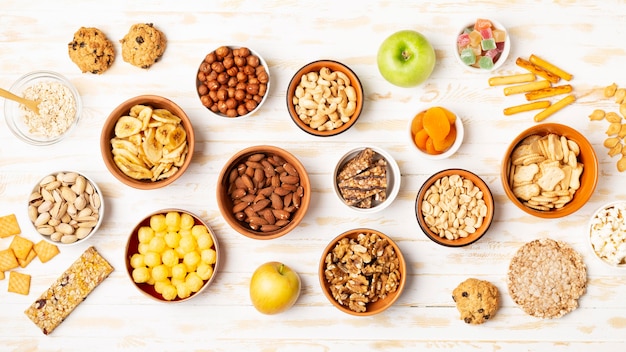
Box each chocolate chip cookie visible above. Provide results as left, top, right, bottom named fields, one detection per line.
left=452, top=278, right=499, bottom=324
left=120, top=23, right=167, bottom=69
left=68, top=27, right=115, bottom=74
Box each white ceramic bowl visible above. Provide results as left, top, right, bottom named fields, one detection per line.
left=588, top=201, right=626, bottom=269
left=4, top=70, right=82, bottom=145
left=333, top=146, right=401, bottom=213
left=409, top=107, right=464, bottom=160
left=454, top=19, right=510, bottom=73
left=196, top=45, right=270, bottom=119
left=28, top=171, right=103, bottom=246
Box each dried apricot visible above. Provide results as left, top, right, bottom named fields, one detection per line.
left=423, top=107, right=450, bottom=141
left=414, top=129, right=429, bottom=151
left=440, top=107, right=457, bottom=124
left=411, top=111, right=425, bottom=135
left=433, top=124, right=457, bottom=152
left=425, top=137, right=442, bottom=155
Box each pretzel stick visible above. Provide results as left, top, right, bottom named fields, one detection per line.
left=529, top=55, right=573, bottom=81
left=489, top=73, right=536, bottom=86
left=516, top=57, right=561, bottom=83
left=504, top=80, right=551, bottom=96
left=534, top=94, right=576, bottom=122
left=504, top=101, right=551, bottom=116
left=525, top=84, right=573, bottom=101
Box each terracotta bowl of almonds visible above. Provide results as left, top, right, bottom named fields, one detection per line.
left=100, top=95, right=195, bottom=190
left=196, top=45, right=270, bottom=118
left=415, top=169, right=494, bottom=247
left=501, top=123, right=598, bottom=218
left=28, top=171, right=103, bottom=245
left=287, top=60, right=364, bottom=137
left=216, top=145, right=311, bottom=240
left=319, top=228, right=406, bottom=316
left=125, top=209, right=220, bottom=302
left=333, top=146, right=401, bottom=213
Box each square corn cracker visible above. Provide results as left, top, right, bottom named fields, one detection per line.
left=8, top=271, right=31, bottom=295
left=0, top=214, right=21, bottom=238
left=18, top=249, right=37, bottom=268
left=10, top=235, right=34, bottom=260
left=0, top=248, right=19, bottom=272
left=34, top=240, right=60, bottom=263
left=0, top=271, right=5, bottom=280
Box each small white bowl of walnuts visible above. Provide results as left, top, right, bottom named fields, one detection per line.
left=196, top=45, right=270, bottom=118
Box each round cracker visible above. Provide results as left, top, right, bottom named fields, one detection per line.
left=508, top=238, right=586, bottom=319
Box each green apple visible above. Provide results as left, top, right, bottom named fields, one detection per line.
left=377, top=30, right=436, bottom=88
left=249, top=261, right=301, bottom=315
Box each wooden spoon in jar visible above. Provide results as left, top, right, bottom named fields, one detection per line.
left=0, top=87, right=40, bottom=115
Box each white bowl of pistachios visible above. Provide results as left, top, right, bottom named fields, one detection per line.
left=27, top=170, right=103, bottom=245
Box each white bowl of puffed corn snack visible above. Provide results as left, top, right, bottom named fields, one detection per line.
left=588, top=201, right=626, bottom=269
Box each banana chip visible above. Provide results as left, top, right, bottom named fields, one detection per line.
left=111, top=104, right=187, bottom=181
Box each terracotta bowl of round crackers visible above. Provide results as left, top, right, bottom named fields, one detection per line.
left=100, top=95, right=195, bottom=190
left=287, top=60, right=364, bottom=137
left=319, top=228, right=406, bottom=316
left=415, top=169, right=494, bottom=247
left=501, top=123, right=598, bottom=219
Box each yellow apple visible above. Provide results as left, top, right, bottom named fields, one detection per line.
left=249, top=261, right=301, bottom=315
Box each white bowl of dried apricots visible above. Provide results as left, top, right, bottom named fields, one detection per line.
left=125, top=209, right=220, bottom=302
left=409, top=106, right=464, bottom=160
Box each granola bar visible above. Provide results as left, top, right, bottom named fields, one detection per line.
left=337, top=148, right=375, bottom=181
left=24, top=246, right=114, bottom=335
left=337, top=153, right=388, bottom=208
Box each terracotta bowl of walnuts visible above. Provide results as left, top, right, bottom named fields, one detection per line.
left=287, top=60, right=364, bottom=136
left=196, top=45, right=270, bottom=118
left=216, top=145, right=311, bottom=240
left=319, top=228, right=406, bottom=316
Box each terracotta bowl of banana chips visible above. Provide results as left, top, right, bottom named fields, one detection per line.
left=501, top=123, right=598, bottom=218
left=100, top=95, right=195, bottom=190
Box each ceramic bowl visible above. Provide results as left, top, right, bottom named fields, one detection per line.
left=100, top=95, right=195, bottom=190
left=416, top=169, right=494, bottom=247
left=4, top=70, right=82, bottom=145
left=216, top=145, right=311, bottom=240
left=319, top=228, right=406, bottom=316
left=501, top=123, right=598, bottom=218
left=333, top=146, right=401, bottom=213
left=124, top=209, right=220, bottom=302
left=588, top=201, right=626, bottom=269
left=196, top=45, right=270, bottom=119
left=409, top=106, right=464, bottom=160
left=454, top=18, right=510, bottom=72
left=28, top=170, right=103, bottom=246
left=287, top=60, right=363, bottom=136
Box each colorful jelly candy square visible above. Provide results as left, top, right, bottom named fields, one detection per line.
left=492, top=29, right=506, bottom=42
left=478, top=56, right=494, bottom=69
left=457, top=33, right=471, bottom=47
left=481, top=38, right=496, bottom=51
left=485, top=49, right=500, bottom=59
left=474, top=18, right=492, bottom=31
left=460, top=48, right=476, bottom=65
left=479, top=28, right=493, bottom=39
left=468, top=30, right=482, bottom=46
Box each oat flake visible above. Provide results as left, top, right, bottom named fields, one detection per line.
left=19, top=81, right=76, bottom=138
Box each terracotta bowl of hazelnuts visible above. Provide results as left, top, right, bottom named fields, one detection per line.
left=196, top=45, right=270, bottom=119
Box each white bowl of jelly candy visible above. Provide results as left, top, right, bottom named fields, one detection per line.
left=455, top=18, right=510, bottom=72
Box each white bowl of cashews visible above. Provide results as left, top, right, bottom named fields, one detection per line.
left=287, top=60, right=364, bottom=137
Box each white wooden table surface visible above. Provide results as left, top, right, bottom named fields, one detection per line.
left=1, top=1, right=626, bottom=351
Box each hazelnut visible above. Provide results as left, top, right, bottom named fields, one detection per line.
left=207, top=80, right=220, bottom=91
left=205, top=52, right=217, bottom=64
left=236, top=71, right=247, bottom=82
left=234, top=56, right=246, bottom=67
left=200, top=95, right=211, bottom=107
left=210, top=104, right=219, bottom=113
left=234, top=89, right=246, bottom=101
left=225, top=98, right=237, bottom=109
left=258, top=84, right=267, bottom=96
left=226, top=108, right=237, bottom=117
left=243, top=65, right=255, bottom=75
left=197, top=84, right=209, bottom=96
left=217, top=88, right=228, bottom=102
left=215, top=46, right=230, bottom=58
left=211, top=62, right=225, bottom=73
left=237, top=104, right=248, bottom=116
left=226, top=67, right=238, bottom=77
left=238, top=47, right=250, bottom=57
left=197, top=71, right=206, bottom=82
left=246, top=83, right=260, bottom=95
left=223, top=57, right=235, bottom=69
left=247, top=55, right=260, bottom=67
left=227, top=76, right=238, bottom=87
left=200, top=62, right=210, bottom=73
left=217, top=72, right=229, bottom=85
left=257, top=70, right=269, bottom=84
left=245, top=99, right=257, bottom=112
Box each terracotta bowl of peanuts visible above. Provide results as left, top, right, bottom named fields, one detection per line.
left=28, top=170, right=103, bottom=246
left=287, top=60, right=364, bottom=136
left=216, top=145, right=311, bottom=240
left=415, top=169, right=494, bottom=247
left=196, top=45, right=270, bottom=118
left=501, top=123, right=598, bottom=218
left=319, top=228, right=407, bottom=316
left=100, top=95, right=195, bottom=190
left=124, top=209, right=220, bottom=302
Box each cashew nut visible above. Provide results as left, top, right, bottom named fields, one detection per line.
left=293, top=66, right=358, bottom=131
